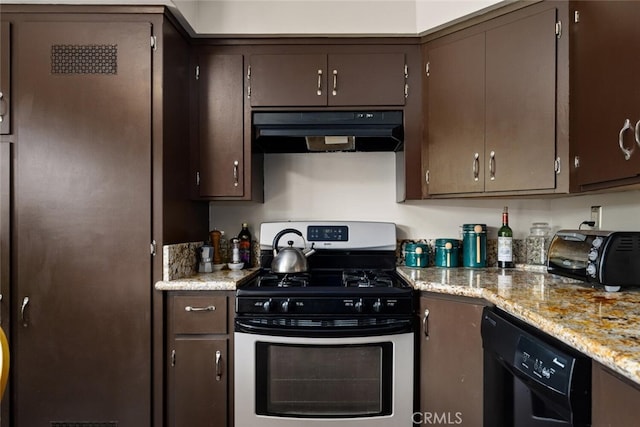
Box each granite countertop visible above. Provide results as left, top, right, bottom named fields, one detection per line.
left=397, top=266, right=640, bottom=386
left=155, top=268, right=260, bottom=291
left=155, top=262, right=640, bottom=387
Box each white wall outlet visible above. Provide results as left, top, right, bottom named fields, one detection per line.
left=591, top=205, right=602, bottom=230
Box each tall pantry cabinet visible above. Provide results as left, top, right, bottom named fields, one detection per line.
left=0, top=6, right=207, bottom=426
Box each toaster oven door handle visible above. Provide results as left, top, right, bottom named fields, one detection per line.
left=555, top=231, right=587, bottom=242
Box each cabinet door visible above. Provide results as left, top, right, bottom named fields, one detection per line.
left=249, top=54, right=327, bottom=107
left=0, top=143, right=9, bottom=426
left=172, top=338, right=228, bottom=427
left=14, top=20, right=152, bottom=425
left=572, top=1, right=640, bottom=188
left=419, top=295, right=484, bottom=426
left=328, top=53, right=406, bottom=106
left=198, top=53, right=245, bottom=197
left=485, top=8, right=558, bottom=192
left=0, top=22, right=10, bottom=135
left=592, top=362, right=640, bottom=426
left=427, top=33, right=486, bottom=194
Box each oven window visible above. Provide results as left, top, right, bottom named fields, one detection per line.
left=255, top=342, right=393, bottom=418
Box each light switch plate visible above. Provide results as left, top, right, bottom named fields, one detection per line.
left=590, top=206, right=602, bottom=230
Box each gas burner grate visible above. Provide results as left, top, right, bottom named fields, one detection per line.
left=257, top=273, right=310, bottom=288
left=342, top=270, right=395, bottom=288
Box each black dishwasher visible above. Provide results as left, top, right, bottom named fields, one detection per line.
left=481, top=307, right=591, bottom=427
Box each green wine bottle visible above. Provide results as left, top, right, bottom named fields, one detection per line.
left=497, top=206, right=514, bottom=268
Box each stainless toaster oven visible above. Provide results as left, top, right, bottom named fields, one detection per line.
left=547, top=230, right=640, bottom=292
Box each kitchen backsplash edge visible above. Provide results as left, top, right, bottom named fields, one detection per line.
left=164, top=238, right=529, bottom=281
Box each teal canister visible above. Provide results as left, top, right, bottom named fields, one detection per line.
left=462, top=224, right=487, bottom=267
left=404, top=243, right=428, bottom=268
left=435, top=239, right=461, bottom=267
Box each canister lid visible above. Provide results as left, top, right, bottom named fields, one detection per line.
left=435, top=238, right=461, bottom=248
left=462, top=224, right=487, bottom=233
left=405, top=243, right=428, bottom=252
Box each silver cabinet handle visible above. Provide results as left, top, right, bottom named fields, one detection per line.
left=635, top=119, right=640, bottom=148
left=316, top=69, right=323, bottom=96
left=619, top=119, right=635, bottom=160
left=184, top=305, right=216, bottom=312
left=171, top=349, right=176, bottom=367
left=489, top=151, right=496, bottom=180
left=233, top=160, right=239, bottom=187
left=21, top=296, right=30, bottom=327
left=0, top=91, right=5, bottom=123
left=422, top=308, right=430, bottom=340
left=215, top=350, right=222, bottom=381
left=473, top=153, right=480, bottom=182
left=332, top=69, right=338, bottom=96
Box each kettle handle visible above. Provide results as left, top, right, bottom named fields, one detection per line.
left=272, top=228, right=303, bottom=255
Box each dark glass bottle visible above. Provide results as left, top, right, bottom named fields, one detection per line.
left=497, top=206, right=514, bottom=268
left=238, top=223, right=252, bottom=268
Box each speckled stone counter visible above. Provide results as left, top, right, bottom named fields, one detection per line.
left=155, top=268, right=260, bottom=291
left=397, top=266, right=640, bottom=387
left=156, top=241, right=259, bottom=290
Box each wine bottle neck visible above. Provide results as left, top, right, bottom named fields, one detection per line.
left=502, top=213, right=509, bottom=226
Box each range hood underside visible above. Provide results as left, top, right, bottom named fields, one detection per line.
left=252, top=111, right=404, bottom=153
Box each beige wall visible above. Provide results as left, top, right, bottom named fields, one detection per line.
left=210, top=153, right=640, bottom=240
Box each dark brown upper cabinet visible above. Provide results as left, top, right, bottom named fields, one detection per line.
left=0, top=22, right=11, bottom=135
left=248, top=52, right=407, bottom=107
left=196, top=53, right=246, bottom=198
left=570, top=1, right=640, bottom=191
left=425, top=4, right=560, bottom=197
left=426, top=32, right=485, bottom=195
left=193, top=49, right=263, bottom=201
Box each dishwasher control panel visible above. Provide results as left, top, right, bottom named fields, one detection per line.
left=515, top=335, right=574, bottom=395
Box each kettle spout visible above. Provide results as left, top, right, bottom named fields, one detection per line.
left=304, top=243, right=316, bottom=258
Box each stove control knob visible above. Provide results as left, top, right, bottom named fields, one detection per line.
left=281, top=299, right=291, bottom=313
left=355, top=298, right=364, bottom=313
left=586, top=263, right=597, bottom=278
left=373, top=298, right=382, bottom=313
left=262, top=299, right=273, bottom=312
left=588, top=249, right=599, bottom=261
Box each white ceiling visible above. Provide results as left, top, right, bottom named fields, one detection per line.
left=6, top=0, right=506, bottom=36
left=173, top=0, right=504, bottom=36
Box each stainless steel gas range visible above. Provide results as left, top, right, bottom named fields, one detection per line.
left=234, top=221, right=416, bottom=427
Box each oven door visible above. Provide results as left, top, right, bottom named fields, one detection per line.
left=234, top=330, right=414, bottom=427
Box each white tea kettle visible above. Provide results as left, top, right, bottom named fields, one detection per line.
left=271, top=228, right=316, bottom=273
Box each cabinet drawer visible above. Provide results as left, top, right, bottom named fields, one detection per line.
left=172, top=295, right=227, bottom=334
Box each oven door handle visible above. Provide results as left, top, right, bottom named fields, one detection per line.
left=235, top=318, right=414, bottom=338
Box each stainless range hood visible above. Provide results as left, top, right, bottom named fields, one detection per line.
left=253, top=111, right=404, bottom=153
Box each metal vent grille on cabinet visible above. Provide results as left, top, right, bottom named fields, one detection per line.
left=51, top=44, right=118, bottom=75
left=51, top=422, right=117, bottom=427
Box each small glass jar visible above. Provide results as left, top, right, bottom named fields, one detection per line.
left=526, top=222, right=551, bottom=265
left=230, top=237, right=241, bottom=264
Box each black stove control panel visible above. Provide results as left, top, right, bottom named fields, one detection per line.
left=307, top=225, right=349, bottom=242
left=237, top=296, right=413, bottom=316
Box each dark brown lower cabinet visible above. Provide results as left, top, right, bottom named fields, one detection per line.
left=592, top=362, right=640, bottom=426
left=168, top=292, right=234, bottom=427
left=419, top=293, right=485, bottom=427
